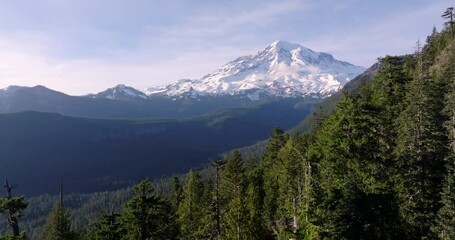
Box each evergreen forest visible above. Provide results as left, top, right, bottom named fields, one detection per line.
left=1, top=6, right=455, bottom=240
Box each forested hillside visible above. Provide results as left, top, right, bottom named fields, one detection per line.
left=1, top=8, right=455, bottom=240
left=0, top=97, right=316, bottom=195
left=149, top=21, right=454, bottom=239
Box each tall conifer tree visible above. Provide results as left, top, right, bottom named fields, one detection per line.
left=261, top=128, right=288, bottom=229
left=395, top=43, right=446, bottom=239
left=435, top=41, right=455, bottom=239
left=122, top=179, right=175, bottom=240
left=178, top=170, right=205, bottom=239
left=220, top=151, right=250, bottom=240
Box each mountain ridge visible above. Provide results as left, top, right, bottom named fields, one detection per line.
left=0, top=41, right=364, bottom=103
left=144, top=40, right=365, bottom=100
left=87, top=84, right=148, bottom=101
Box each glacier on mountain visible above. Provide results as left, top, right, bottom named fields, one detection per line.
left=144, top=41, right=365, bottom=99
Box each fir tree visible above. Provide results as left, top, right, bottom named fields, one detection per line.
left=308, top=91, right=404, bottom=239
left=41, top=203, right=76, bottom=240
left=435, top=40, right=455, bottom=239
left=275, top=135, right=312, bottom=238
left=0, top=180, right=27, bottom=240
left=211, top=160, right=225, bottom=239
left=245, top=166, right=271, bottom=240
left=395, top=45, right=446, bottom=239
left=122, top=179, right=174, bottom=240
left=220, top=151, right=250, bottom=240
left=261, top=128, right=288, bottom=229
left=171, top=177, right=183, bottom=212
left=435, top=154, right=455, bottom=239
left=442, top=7, right=455, bottom=38
left=94, top=211, right=124, bottom=240
left=178, top=170, right=205, bottom=239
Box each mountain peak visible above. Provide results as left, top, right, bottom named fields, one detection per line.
left=145, top=41, right=365, bottom=100
left=91, top=84, right=147, bottom=100
left=267, top=40, right=306, bottom=52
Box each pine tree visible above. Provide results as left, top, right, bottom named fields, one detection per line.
left=435, top=154, right=455, bottom=239
left=122, top=179, right=175, bottom=240
left=435, top=41, right=455, bottom=239
left=370, top=55, right=410, bottom=156
left=274, top=135, right=312, bottom=238
left=245, top=166, right=271, bottom=239
left=198, top=178, right=219, bottom=239
left=178, top=170, right=205, bottom=239
left=442, top=7, right=455, bottom=38
left=0, top=180, right=27, bottom=240
left=307, top=90, right=404, bottom=239
left=261, top=128, right=288, bottom=229
left=211, top=160, right=225, bottom=239
left=395, top=44, right=446, bottom=239
left=171, top=177, right=183, bottom=212
left=220, top=151, right=250, bottom=240
left=94, top=211, right=124, bottom=240
left=41, top=203, right=76, bottom=240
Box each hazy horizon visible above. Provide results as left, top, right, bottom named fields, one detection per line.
left=0, top=0, right=452, bottom=95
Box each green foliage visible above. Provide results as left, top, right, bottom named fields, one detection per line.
left=41, top=204, right=77, bottom=240
left=307, top=91, right=403, bottom=239
left=177, top=170, right=206, bottom=239
left=0, top=197, right=28, bottom=219
left=245, top=167, right=270, bottom=240
left=93, top=212, right=125, bottom=240
left=6, top=17, right=455, bottom=240
left=171, top=177, right=183, bottom=212
left=0, top=97, right=318, bottom=196
left=442, top=7, right=454, bottom=37
left=220, top=151, right=250, bottom=239
left=0, top=190, right=28, bottom=239
left=434, top=31, right=455, bottom=239
left=261, top=128, right=289, bottom=229
left=435, top=154, right=455, bottom=239
left=370, top=55, right=411, bottom=115
left=274, top=135, right=312, bottom=238
left=11, top=188, right=133, bottom=240
left=122, top=179, right=176, bottom=240
left=0, top=233, right=26, bottom=240
left=394, top=48, right=446, bottom=238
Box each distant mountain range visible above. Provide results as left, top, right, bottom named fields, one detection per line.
left=0, top=41, right=368, bottom=195
left=84, top=41, right=365, bottom=101
left=87, top=84, right=148, bottom=100
left=0, top=41, right=364, bottom=120
left=1, top=40, right=364, bottom=103
left=0, top=85, right=273, bottom=119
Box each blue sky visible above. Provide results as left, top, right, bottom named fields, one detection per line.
left=0, top=0, right=453, bottom=95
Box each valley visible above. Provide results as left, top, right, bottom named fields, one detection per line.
left=0, top=41, right=361, bottom=196
left=1, top=2, right=453, bottom=238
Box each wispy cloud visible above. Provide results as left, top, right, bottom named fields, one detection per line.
left=0, top=0, right=452, bottom=94
left=302, top=0, right=451, bottom=67
left=143, top=0, right=309, bottom=48
left=0, top=32, right=248, bottom=95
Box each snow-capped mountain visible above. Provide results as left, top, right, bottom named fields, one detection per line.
left=89, top=84, right=147, bottom=100
left=144, top=41, right=365, bottom=100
